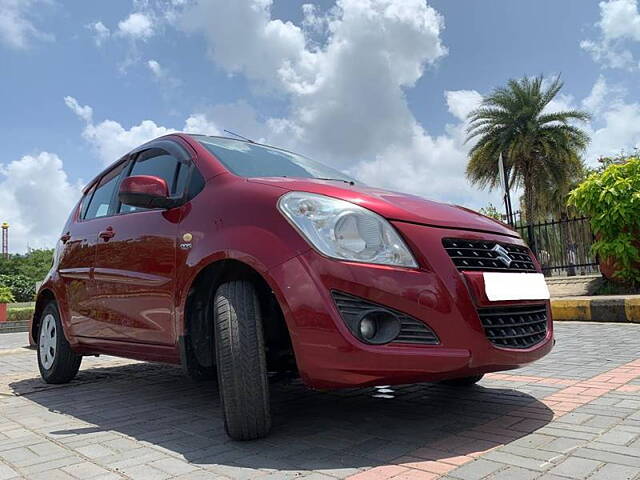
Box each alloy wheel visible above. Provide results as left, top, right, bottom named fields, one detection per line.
left=39, top=314, right=57, bottom=369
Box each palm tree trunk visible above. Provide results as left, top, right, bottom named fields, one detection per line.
left=523, top=163, right=536, bottom=224
left=523, top=162, right=538, bottom=255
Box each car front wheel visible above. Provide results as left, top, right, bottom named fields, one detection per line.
left=214, top=280, right=271, bottom=440
left=37, top=302, right=82, bottom=384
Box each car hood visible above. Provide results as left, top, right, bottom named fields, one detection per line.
left=248, top=177, right=518, bottom=237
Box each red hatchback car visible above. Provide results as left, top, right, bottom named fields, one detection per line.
left=33, top=133, right=553, bottom=440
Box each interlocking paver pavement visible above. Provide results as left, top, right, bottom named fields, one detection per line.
left=1, top=323, right=639, bottom=480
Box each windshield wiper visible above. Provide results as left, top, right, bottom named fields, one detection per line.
left=315, top=177, right=355, bottom=186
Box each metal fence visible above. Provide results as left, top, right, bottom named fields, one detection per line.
left=509, top=211, right=600, bottom=277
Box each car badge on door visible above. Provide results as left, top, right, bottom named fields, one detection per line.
left=491, top=244, right=512, bottom=267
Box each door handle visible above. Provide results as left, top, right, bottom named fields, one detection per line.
left=99, top=227, right=115, bottom=241
left=60, top=232, right=71, bottom=244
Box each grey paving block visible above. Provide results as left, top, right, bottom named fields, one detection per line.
left=150, top=457, right=200, bottom=475
left=589, top=463, right=640, bottom=480
left=481, top=451, right=552, bottom=471
left=174, top=471, right=231, bottom=480
left=61, top=461, right=112, bottom=479
left=573, top=448, right=640, bottom=468
left=117, top=464, right=173, bottom=480
left=547, top=457, right=602, bottom=478
left=488, top=466, right=539, bottom=480
left=0, top=463, right=19, bottom=480
left=448, top=459, right=505, bottom=479
left=539, top=437, right=588, bottom=454
left=597, top=429, right=639, bottom=446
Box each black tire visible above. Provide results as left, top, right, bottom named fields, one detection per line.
left=214, top=280, right=271, bottom=440
left=440, top=374, right=484, bottom=387
left=37, top=302, right=82, bottom=384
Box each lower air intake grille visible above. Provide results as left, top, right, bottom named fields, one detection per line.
left=331, top=291, right=439, bottom=345
left=478, top=304, right=548, bottom=349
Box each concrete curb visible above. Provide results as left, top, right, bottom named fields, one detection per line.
left=552, top=295, right=640, bottom=323
left=0, top=320, right=29, bottom=334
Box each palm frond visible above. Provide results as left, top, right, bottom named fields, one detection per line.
left=464, top=74, right=591, bottom=221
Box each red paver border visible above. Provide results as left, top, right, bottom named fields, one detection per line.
left=347, top=359, right=640, bottom=480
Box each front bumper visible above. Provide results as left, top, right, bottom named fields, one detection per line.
left=267, top=222, right=553, bottom=389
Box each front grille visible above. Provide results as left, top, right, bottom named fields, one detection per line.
left=478, top=304, right=548, bottom=349
left=443, top=238, right=536, bottom=272
left=331, top=291, right=439, bottom=345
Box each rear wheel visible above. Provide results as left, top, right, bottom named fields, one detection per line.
left=440, top=374, right=484, bottom=387
left=214, top=280, right=271, bottom=440
left=37, top=302, right=82, bottom=384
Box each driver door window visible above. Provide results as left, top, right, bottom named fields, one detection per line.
left=119, top=150, right=187, bottom=213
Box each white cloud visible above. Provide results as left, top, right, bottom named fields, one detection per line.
left=598, top=0, right=640, bottom=41
left=146, top=59, right=181, bottom=88
left=589, top=102, right=640, bottom=159
left=0, top=0, right=53, bottom=49
left=538, top=76, right=640, bottom=162
left=445, top=90, right=483, bottom=121
left=582, top=0, right=640, bottom=69
left=117, top=12, right=155, bottom=40
left=183, top=114, right=222, bottom=136
left=147, top=59, right=164, bottom=78
left=65, top=96, right=222, bottom=165
left=0, top=152, right=81, bottom=252
left=302, top=4, right=328, bottom=34
left=179, top=1, right=510, bottom=207
left=184, top=0, right=447, bottom=158
left=87, top=21, right=110, bottom=47
left=582, top=76, right=609, bottom=114
left=63, top=96, right=93, bottom=123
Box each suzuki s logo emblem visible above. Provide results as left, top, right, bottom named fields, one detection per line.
left=492, top=244, right=513, bottom=267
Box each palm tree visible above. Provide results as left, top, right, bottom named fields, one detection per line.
left=466, top=75, right=590, bottom=223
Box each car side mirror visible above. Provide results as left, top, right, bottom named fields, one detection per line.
left=118, top=175, right=177, bottom=209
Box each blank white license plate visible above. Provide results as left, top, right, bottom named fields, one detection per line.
left=483, top=272, right=550, bottom=301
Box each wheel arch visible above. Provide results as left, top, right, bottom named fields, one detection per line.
left=32, top=288, right=57, bottom=344
left=181, top=257, right=296, bottom=374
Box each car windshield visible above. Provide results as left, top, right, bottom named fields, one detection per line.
left=194, top=135, right=357, bottom=183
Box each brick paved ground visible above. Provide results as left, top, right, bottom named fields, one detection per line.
left=1, top=323, right=639, bottom=480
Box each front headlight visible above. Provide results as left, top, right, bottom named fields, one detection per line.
left=277, top=192, right=418, bottom=268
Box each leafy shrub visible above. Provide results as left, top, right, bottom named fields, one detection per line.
left=7, top=307, right=33, bottom=322
left=568, top=158, right=640, bottom=285
left=0, top=274, right=36, bottom=302
left=0, top=285, right=15, bottom=303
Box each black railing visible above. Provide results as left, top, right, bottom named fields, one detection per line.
left=507, top=211, right=599, bottom=277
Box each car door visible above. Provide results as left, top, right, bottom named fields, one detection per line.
left=91, top=142, right=191, bottom=345
left=65, top=161, right=128, bottom=337
left=57, top=185, right=97, bottom=332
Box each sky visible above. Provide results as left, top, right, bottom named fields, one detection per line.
left=2, top=0, right=640, bottom=252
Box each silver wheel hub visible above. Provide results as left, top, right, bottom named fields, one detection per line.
left=39, top=314, right=57, bottom=370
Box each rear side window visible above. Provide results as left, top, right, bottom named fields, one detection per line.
left=83, top=163, right=126, bottom=220
left=79, top=185, right=95, bottom=220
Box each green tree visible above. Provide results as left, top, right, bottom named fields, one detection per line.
left=0, top=249, right=53, bottom=301
left=478, top=203, right=503, bottom=221
left=0, top=249, right=53, bottom=281
left=466, top=75, right=591, bottom=223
